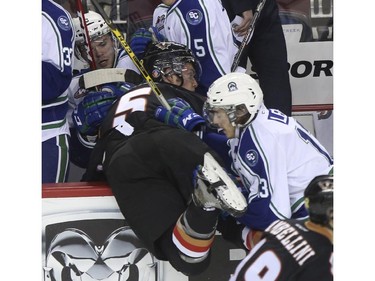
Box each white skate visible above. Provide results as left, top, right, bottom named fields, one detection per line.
left=193, top=152, right=247, bottom=217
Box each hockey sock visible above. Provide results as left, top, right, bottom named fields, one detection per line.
left=172, top=204, right=220, bottom=262
left=184, top=202, right=220, bottom=234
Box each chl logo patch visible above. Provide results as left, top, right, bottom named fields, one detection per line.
left=245, top=149, right=258, bottom=167
left=155, top=42, right=171, bottom=50
left=152, top=69, right=161, bottom=79
left=228, top=82, right=238, bottom=92
left=57, top=15, right=71, bottom=31
left=186, top=9, right=203, bottom=25
left=155, top=14, right=166, bottom=31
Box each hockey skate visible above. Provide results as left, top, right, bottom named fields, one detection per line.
left=192, top=152, right=247, bottom=217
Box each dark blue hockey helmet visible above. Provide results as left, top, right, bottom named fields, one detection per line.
left=304, top=175, right=333, bottom=228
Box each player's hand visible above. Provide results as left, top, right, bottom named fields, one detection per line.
left=217, top=214, right=247, bottom=249
left=72, top=90, right=119, bottom=135
left=233, top=10, right=254, bottom=37
left=129, top=27, right=166, bottom=59
left=242, top=227, right=263, bottom=251
left=154, top=97, right=205, bottom=131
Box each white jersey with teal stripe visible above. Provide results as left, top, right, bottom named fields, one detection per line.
left=228, top=104, right=333, bottom=230
left=162, top=0, right=238, bottom=91
left=42, top=0, right=75, bottom=142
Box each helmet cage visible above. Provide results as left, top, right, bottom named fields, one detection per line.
left=142, top=42, right=202, bottom=82
left=203, top=102, right=251, bottom=129
left=155, top=55, right=200, bottom=78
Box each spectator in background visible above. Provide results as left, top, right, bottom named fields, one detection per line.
left=42, top=0, right=76, bottom=183
left=223, top=0, right=293, bottom=116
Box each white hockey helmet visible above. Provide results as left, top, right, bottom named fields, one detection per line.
left=73, top=11, right=111, bottom=44
left=203, top=72, right=263, bottom=127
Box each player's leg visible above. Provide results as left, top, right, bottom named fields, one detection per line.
left=107, top=155, right=218, bottom=276
left=156, top=200, right=220, bottom=276
left=104, top=136, right=190, bottom=257
left=42, top=134, right=70, bottom=183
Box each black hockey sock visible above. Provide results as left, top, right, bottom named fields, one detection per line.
left=182, top=202, right=220, bottom=236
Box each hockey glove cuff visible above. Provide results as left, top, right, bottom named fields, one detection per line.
left=154, top=97, right=205, bottom=131
left=129, top=27, right=166, bottom=59
left=100, top=82, right=135, bottom=98
left=242, top=227, right=264, bottom=251
left=72, top=90, right=118, bottom=135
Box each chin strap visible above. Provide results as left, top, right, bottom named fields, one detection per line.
left=234, top=126, right=241, bottom=138
left=112, top=45, right=119, bottom=67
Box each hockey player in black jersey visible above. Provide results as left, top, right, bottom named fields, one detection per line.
left=229, top=174, right=333, bottom=281
left=72, top=41, right=205, bottom=177
left=76, top=41, right=247, bottom=276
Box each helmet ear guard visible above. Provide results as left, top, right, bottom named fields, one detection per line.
left=234, top=104, right=251, bottom=126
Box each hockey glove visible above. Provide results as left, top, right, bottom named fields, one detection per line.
left=129, top=27, right=166, bottom=59
left=217, top=214, right=246, bottom=249
left=154, top=97, right=205, bottom=131
left=72, top=90, right=118, bottom=135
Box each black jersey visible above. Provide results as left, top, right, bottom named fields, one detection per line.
left=99, top=82, right=206, bottom=138
left=105, top=115, right=219, bottom=256
left=230, top=219, right=333, bottom=281
left=83, top=82, right=206, bottom=181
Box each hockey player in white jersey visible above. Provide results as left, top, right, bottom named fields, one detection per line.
left=152, top=2, right=169, bottom=36
left=72, top=11, right=139, bottom=72
left=67, top=10, right=141, bottom=169
left=203, top=72, right=333, bottom=250
left=68, top=10, right=139, bottom=102
left=152, top=0, right=241, bottom=95
left=42, top=0, right=75, bottom=183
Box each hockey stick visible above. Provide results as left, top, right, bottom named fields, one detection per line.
left=76, top=0, right=97, bottom=70
left=79, top=68, right=143, bottom=89
left=231, top=0, right=266, bottom=72
left=90, top=0, right=171, bottom=110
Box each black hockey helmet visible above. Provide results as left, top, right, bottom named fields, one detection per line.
left=304, top=175, right=333, bottom=228
left=141, top=41, right=202, bottom=82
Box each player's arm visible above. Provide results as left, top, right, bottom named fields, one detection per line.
left=42, top=62, right=73, bottom=102
left=154, top=97, right=205, bottom=131
left=72, top=82, right=135, bottom=136
left=227, top=134, right=284, bottom=230
left=222, top=0, right=258, bottom=36
left=42, top=14, right=74, bottom=101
